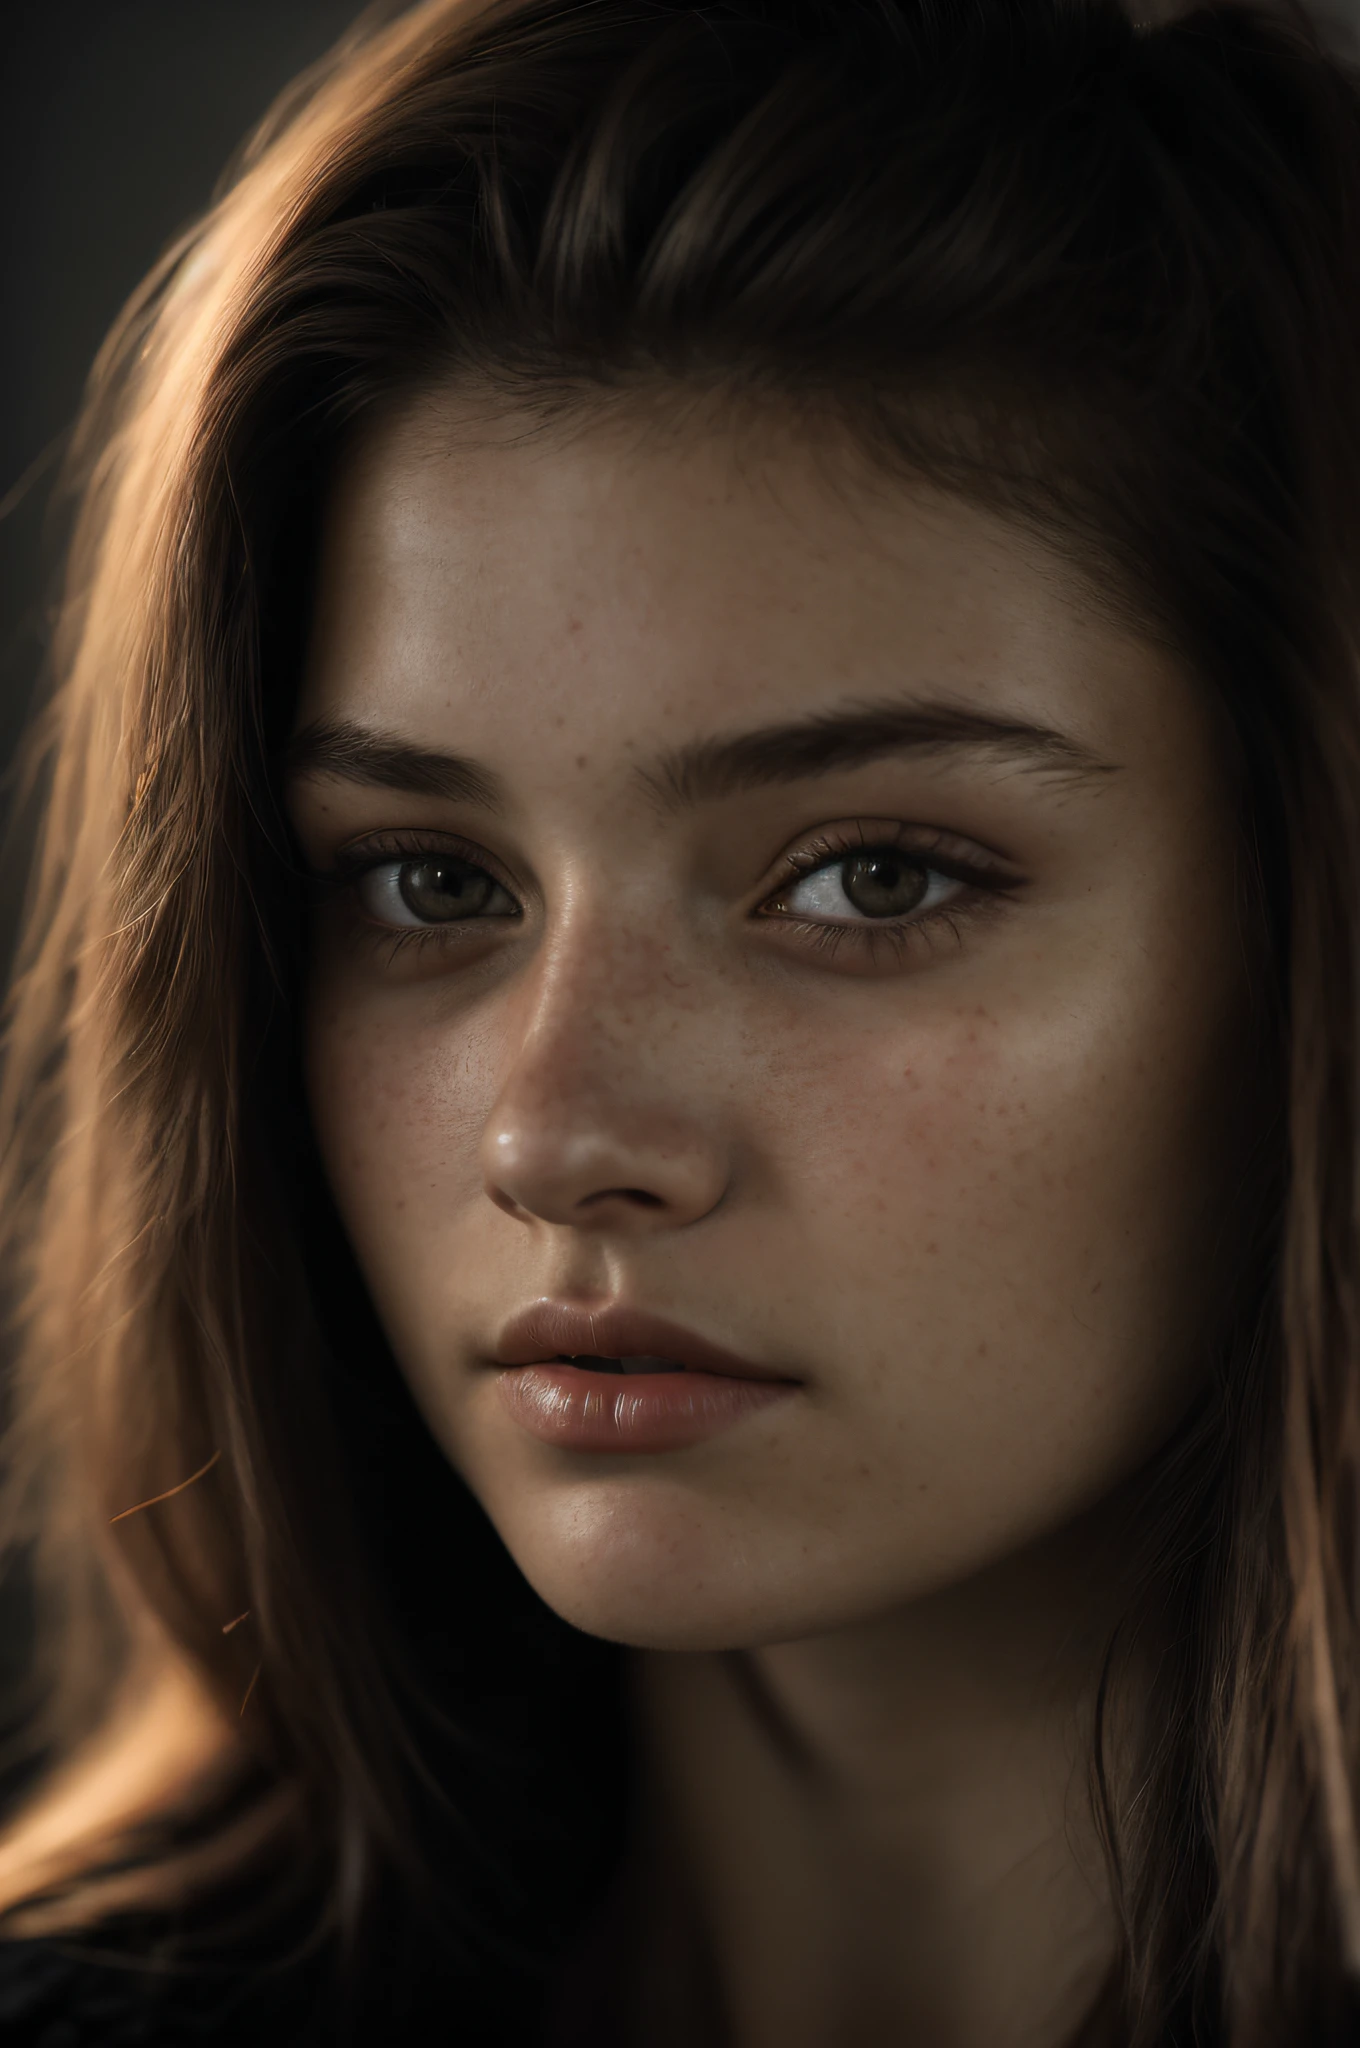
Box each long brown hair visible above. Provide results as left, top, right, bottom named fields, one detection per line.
left=3, top=0, right=1360, bottom=2038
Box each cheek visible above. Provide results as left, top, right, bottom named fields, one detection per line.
left=760, top=969, right=1238, bottom=1473
left=304, top=986, right=499, bottom=1279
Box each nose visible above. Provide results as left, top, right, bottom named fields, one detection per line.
left=479, top=942, right=731, bottom=1234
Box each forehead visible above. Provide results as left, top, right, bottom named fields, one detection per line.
left=298, top=390, right=1187, bottom=776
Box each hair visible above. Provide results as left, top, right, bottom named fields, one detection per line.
left=3, top=0, right=1360, bottom=2038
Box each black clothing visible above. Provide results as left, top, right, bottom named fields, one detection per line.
left=0, top=1882, right=624, bottom=2046
left=0, top=1932, right=338, bottom=2046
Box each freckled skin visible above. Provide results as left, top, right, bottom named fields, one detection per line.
left=293, top=396, right=1249, bottom=1657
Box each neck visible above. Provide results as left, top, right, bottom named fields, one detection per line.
left=627, top=1523, right=1130, bottom=2048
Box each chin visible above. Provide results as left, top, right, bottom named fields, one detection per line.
left=478, top=1476, right=922, bottom=1654
left=531, top=1583, right=769, bottom=1653
left=477, top=1479, right=816, bottom=1651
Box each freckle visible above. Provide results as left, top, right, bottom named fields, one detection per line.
left=568, top=616, right=583, bottom=634
left=858, top=1464, right=870, bottom=1478
left=576, top=754, right=588, bottom=770
left=925, top=1242, right=939, bottom=1255
left=976, top=1342, right=988, bottom=1357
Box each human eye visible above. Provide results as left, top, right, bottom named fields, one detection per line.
left=775, top=845, right=961, bottom=924
left=325, top=833, right=521, bottom=935
left=756, top=821, right=1020, bottom=962
left=357, top=854, right=517, bottom=927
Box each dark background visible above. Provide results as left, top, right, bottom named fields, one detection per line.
left=0, top=0, right=367, bottom=806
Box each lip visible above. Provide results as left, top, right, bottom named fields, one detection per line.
left=489, top=1303, right=801, bottom=1454
left=494, top=1304, right=793, bottom=1381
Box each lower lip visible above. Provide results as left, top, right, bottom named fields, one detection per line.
left=494, top=1363, right=798, bottom=1453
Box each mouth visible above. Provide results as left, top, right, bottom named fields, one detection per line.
left=487, top=1304, right=800, bottom=1453
left=555, top=1353, right=684, bottom=1374
left=491, top=1303, right=797, bottom=1385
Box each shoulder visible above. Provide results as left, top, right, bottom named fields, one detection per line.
left=0, top=1935, right=155, bottom=2044
left=0, top=1925, right=334, bottom=2046
left=0, top=1658, right=325, bottom=2045
left=0, top=1656, right=233, bottom=1930
left=0, top=1905, right=569, bottom=2047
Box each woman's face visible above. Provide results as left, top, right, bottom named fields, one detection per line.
left=290, top=393, right=1249, bottom=1653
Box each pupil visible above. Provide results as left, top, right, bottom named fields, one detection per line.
left=841, top=851, right=928, bottom=918
left=398, top=859, right=494, bottom=921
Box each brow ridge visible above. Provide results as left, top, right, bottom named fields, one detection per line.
left=284, top=698, right=1115, bottom=815
left=283, top=718, right=503, bottom=809
left=640, top=696, right=1117, bottom=810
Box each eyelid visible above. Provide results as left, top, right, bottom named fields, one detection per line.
left=758, top=818, right=1022, bottom=904
left=325, top=827, right=527, bottom=903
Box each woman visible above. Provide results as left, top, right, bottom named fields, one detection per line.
left=0, top=0, right=1353, bottom=2040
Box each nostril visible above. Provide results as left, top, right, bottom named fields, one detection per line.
left=482, top=1117, right=727, bottom=1230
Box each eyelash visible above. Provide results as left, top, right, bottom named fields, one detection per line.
left=317, top=822, right=1018, bottom=967
left=318, top=830, right=519, bottom=965
left=760, top=821, right=1015, bottom=964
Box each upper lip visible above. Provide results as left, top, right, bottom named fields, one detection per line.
left=491, top=1303, right=798, bottom=1383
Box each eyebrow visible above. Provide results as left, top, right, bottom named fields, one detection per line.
left=283, top=696, right=1116, bottom=812
left=283, top=718, right=504, bottom=809
left=643, top=696, right=1118, bottom=809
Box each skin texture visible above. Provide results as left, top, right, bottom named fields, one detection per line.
left=290, top=392, right=1251, bottom=2047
